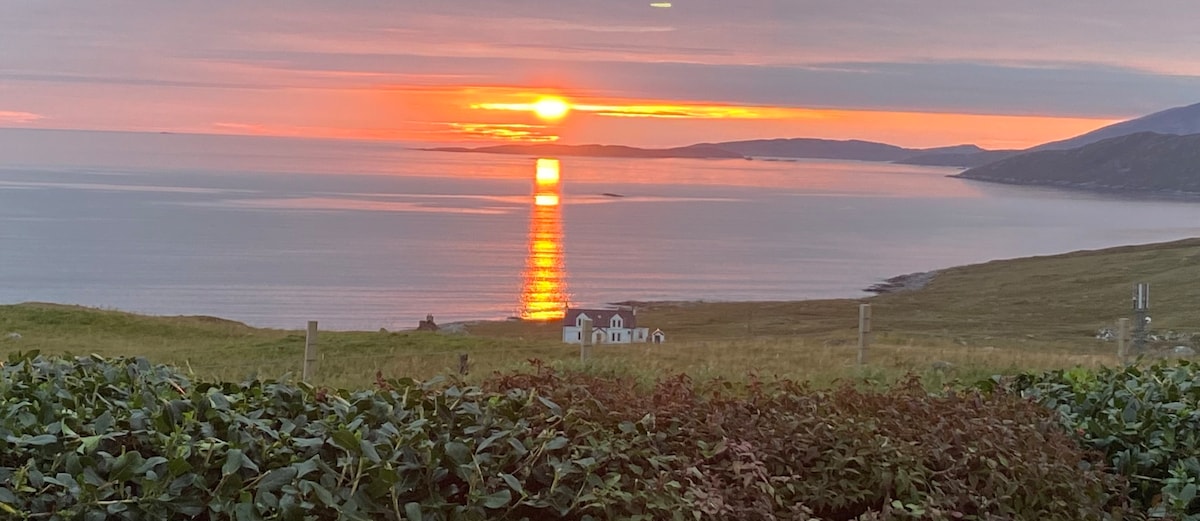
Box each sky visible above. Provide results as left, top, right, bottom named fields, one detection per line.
left=3, top=1, right=1200, bottom=149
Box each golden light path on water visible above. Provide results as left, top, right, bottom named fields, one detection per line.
left=519, top=158, right=569, bottom=320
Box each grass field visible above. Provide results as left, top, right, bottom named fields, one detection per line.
left=3, top=238, right=1199, bottom=388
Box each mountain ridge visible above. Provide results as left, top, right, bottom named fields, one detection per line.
left=425, top=139, right=988, bottom=163
left=1032, top=102, right=1200, bottom=151
left=425, top=101, right=1200, bottom=170
left=953, top=131, right=1200, bottom=194
left=424, top=143, right=745, bottom=159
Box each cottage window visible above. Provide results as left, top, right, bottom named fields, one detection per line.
left=577, top=332, right=581, bottom=340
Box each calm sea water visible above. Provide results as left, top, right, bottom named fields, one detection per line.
left=3, top=128, right=1200, bottom=330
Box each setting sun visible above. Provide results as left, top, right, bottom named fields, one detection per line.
left=533, top=98, right=571, bottom=120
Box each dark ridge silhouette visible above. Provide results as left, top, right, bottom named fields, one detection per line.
left=1032, top=102, right=1200, bottom=151
left=954, top=132, right=1200, bottom=194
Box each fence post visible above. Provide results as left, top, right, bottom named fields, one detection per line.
left=857, top=304, right=872, bottom=365
left=1117, top=318, right=1130, bottom=364
left=303, top=321, right=318, bottom=384
left=458, top=353, right=469, bottom=375
left=580, top=318, right=593, bottom=362
left=1132, top=283, right=1149, bottom=354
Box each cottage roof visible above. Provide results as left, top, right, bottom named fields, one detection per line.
left=563, top=308, right=638, bottom=329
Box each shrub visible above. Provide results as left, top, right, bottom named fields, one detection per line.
left=0, top=353, right=611, bottom=520
left=993, top=360, right=1200, bottom=519
left=489, top=362, right=1124, bottom=520
left=0, top=353, right=1123, bottom=520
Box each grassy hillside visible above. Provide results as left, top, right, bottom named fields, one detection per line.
left=0, top=304, right=543, bottom=388
left=956, top=132, right=1200, bottom=193
left=4, top=238, right=1200, bottom=387
left=479, top=237, right=1200, bottom=348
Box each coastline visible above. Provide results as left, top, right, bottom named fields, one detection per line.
left=8, top=237, right=1200, bottom=359
left=602, top=269, right=941, bottom=313
left=951, top=175, right=1200, bottom=202
left=863, top=270, right=940, bottom=295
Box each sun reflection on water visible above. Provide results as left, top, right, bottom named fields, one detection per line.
left=519, top=158, right=569, bottom=320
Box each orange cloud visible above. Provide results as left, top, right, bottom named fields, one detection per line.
left=211, top=122, right=409, bottom=140
left=183, top=84, right=1118, bottom=149
left=473, top=98, right=806, bottom=120
left=463, top=89, right=1117, bottom=148
left=559, top=107, right=1117, bottom=150
left=448, top=123, right=558, bottom=142
left=0, top=110, right=44, bottom=125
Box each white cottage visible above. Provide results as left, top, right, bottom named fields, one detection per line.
left=562, top=308, right=650, bottom=344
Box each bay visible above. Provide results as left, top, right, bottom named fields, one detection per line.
left=2, top=128, right=1200, bottom=330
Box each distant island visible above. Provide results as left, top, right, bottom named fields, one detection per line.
left=427, top=101, right=1200, bottom=196
left=953, top=132, right=1200, bottom=195
left=894, top=149, right=1021, bottom=168
left=423, top=143, right=744, bottom=159
left=424, top=139, right=988, bottom=163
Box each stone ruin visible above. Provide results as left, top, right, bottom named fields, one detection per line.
left=417, top=314, right=439, bottom=332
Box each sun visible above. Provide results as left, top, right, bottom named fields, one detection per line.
left=532, top=97, right=571, bottom=120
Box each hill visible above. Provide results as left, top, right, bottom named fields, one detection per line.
left=903, top=101, right=1200, bottom=169
left=954, top=132, right=1200, bottom=194
left=424, top=143, right=745, bottom=159
left=424, top=102, right=1200, bottom=169
left=427, top=139, right=991, bottom=164
left=700, top=138, right=982, bottom=162
left=1033, top=101, right=1200, bottom=151
left=895, top=149, right=1020, bottom=168
left=11, top=238, right=1200, bottom=387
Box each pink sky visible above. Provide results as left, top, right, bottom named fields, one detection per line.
left=2, top=1, right=1199, bottom=148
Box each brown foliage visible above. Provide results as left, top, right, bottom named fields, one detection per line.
left=487, top=363, right=1126, bottom=520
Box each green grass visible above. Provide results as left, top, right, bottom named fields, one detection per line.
left=0, top=303, right=558, bottom=388
left=4, top=238, right=1199, bottom=388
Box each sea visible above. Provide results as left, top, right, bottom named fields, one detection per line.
left=3, top=128, right=1200, bottom=330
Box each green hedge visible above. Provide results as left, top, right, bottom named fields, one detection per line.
left=993, top=360, right=1200, bottom=519
left=0, top=354, right=1125, bottom=520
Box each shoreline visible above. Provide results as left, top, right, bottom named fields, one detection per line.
left=4, top=268, right=941, bottom=333
left=863, top=270, right=940, bottom=294
left=951, top=175, right=1200, bottom=202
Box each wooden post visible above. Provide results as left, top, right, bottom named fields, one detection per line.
left=746, top=306, right=753, bottom=336
left=302, top=321, right=318, bottom=384
left=1117, top=318, right=1130, bottom=364
left=857, top=304, right=872, bottom=365
left=580, top=318, right=593, bottom=362
left=1132, top=283, right=1149, bottom=354
left=458, top=353, right=469, bottom=375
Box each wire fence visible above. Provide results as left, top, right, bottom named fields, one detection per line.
left=9, top=332, right=1177, bottom=388
left=128, top=299, right=1200, bottom=388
